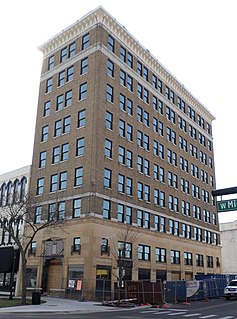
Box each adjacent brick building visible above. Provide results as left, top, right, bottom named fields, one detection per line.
left=26, top=6, right=221, bottom=298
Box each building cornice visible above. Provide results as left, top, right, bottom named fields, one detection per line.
left=38, top=6, right=215, bottom=122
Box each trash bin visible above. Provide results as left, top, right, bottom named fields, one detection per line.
left=32, top=291, right=41, bottom=305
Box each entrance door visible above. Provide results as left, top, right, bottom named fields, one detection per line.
left=46, top=259, right=63, bottom=292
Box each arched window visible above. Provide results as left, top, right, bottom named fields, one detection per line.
left=6, top=181, right=12, bottom=205
left=0, top=183, right=6, bottom=206
left=13, top=179, right=19, bottom=203
left=20, top=177, right=27, bottom=200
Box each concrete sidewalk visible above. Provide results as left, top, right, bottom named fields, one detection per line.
left=0, top=297, right=126, bottom=313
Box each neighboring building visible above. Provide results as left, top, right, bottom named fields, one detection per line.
left=220, top=221, right=237, bottom=274
left=0, top=165, right=31, bottom=295
left=27, top=6, right=221, bottom=298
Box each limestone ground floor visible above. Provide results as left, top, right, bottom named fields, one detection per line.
left=24, top=216, right=222, bottom=299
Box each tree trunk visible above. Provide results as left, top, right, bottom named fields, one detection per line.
left=21, top=253, right=27, bottom=305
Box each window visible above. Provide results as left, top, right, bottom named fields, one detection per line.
left=126, top=177, right=133, bottom=196
left=76, top=137, right=84, bottom=156
left=118, top=241, right=132, bottom=259
left=58, top=201, right=65, bottom=219
left=138, top=245, right=150, bottom=261
left=127, top=52, right=133, bottom=68
left=61, top=143, right=69, bottom=161
left=73, top=237, right=81, bottom=253
left=80, top=57, right=88, bottom=75
left=39, top=151, right=46, bottom=168
left=58, top=71, right=65, bottom=86
left=156, top=248, right=166, bottom=263
left=171, top=250, right=180, bottom=264
left=43, top=101, right=50, bottom=117
left=63, top=116, right=70, bottom=133
left=73, top=198, right=81, bottom=218
left=75, top=167, right=83, bottom=187
left=65, top=90, right=72, bottom=107
left=105, top=139, right=112, bottom=158
left=103, top=199, right=111, bottom=219
left=196, top=254, right=204, bottom=267
left=78, top=109, right=86, bottom=128
left=184, top=252, right=193, bottom=266
left=52, top=146, right=60, bottom=164
left=46, top=78, right=53, bottom=93
left=137, top=210, right=150, bottom=228
left=82, top=33, right=90, bottom=50
left=108, top=35, right=115, bottom=52
left=79, top=82, right=87, bottom=100
left=48, top=55, right=54, bottom=70
left=106, top=84, right=113, bottom=103
left=36, top=178, right=44, bottom=195
left=50, top=174, right=58, bottom=192
left=120, top=69, right=126, bottom=86
left=54, top=120, right=62, bottom=137
left=107, top=59, right=114, bottom=77
left=35, top=206, right=42, bottom=224
left=158, top=79, right=162, bottom=93
left=68, top=42, right=76, bottom=58
left=60, top=47, right=67, bottom=63
left=67, top=65, right=74, bottom=82
left=127, top=75, right=133, bottom=91
left=104, top=168, right=112, bottom=188
left=137, top=61, right=142, bottom=76
left=41, top=125, right=48, bottom=142
left=118, top=174, right=125, bottom=193
left=56, top=95, right=64, bottom=111
left=59, top=172, right=67, bottom=190
left=106, top=111, right=113, bottom=130
left=207, top=256, right=213, bottom=268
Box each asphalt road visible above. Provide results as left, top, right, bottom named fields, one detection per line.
left=2, top=299, right=237, bottom=319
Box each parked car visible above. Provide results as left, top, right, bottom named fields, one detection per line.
left=224, top=279, right=237, bottom=299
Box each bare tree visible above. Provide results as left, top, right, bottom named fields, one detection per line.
left=0, top=194, right=67, bottom=305
left=110, top=224, right=141, bottom=304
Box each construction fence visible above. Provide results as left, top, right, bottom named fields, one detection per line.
left=47, top=274, right=237, bottom=304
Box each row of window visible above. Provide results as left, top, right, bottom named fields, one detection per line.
left=0, top=177, right=27, bottom=207
left=47, top=34, right=89, bottom=71
left=41, top=109, right=86, bottom=142
left=107, top=35, right=212, bottom=136
left=102, top=199, right=218, bottom=234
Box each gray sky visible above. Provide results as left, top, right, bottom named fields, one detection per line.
left=0, top=0, right=236, bottom=222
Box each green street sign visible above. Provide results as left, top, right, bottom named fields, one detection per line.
left=217, top=198, right=237, bottom=212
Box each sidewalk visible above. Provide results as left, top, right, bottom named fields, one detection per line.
left=0, top=297, right=124, bottom=313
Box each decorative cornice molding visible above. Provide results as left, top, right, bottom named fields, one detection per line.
left=38, top=6, right=215, bottom=122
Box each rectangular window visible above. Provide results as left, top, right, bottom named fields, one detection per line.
left=63, top=116, right=70, bottom=134
left=105, top=139, right=112, bottom=158
left=156, top=247, right=166, bottom=263
left=73, top=237, right=81, bottom=253
left=79, top=82, right=87, bottom=100
left=82, top=33, right=90, bottom=50
left=106, top=84, right=114, bottom=103
left=62, top=142, right=69, bottom=161
left=58, top=70, right=65, bottom=86
left=108, top=35, right=115, bottom=52
left=67, top=65, right=74, bottom=82
left=78, top=109, right=86, bottom=128
left=68, top=42, right=76, bottom=58
left=80, top=57, right=88, bottom=75
left=107, top=59, right=114, bottom=77
left=184, top=252, right=193, bottom=266
left=75, top=167, right=83, bottom=187
left=35, top=206, right=42, bottom=224
left=54, top=120, right=62, bottom=137
left=106, top=111, right=113, bottom=130
left=39, top=151, right=46, bottom=168
left=118, top=174, right=125, bottom=193
left=52, top=146, right=60, bottom=164
left=138, top=244, right=150, bottom=261
left=59, top=171, right=67, bottom=190
left=43, top=101, right=50, bottom=117
left=58, top=201, right=65, bottom=219
left=60, top=47, right=67, bottom=63
left=41, top=125, right=48, bottom=142
left=50, top=174, right=58, bottom=192
left=46, top=78, right=53, bottom=93
left=171, top=250, right=180, bottom=264
left=48, top=55, right=54, bottom=70
left=104, top=168, right=112, bottom=188
left=103, top=199, right=111, bottom=219
left=73, top=198, right=81, bottom=218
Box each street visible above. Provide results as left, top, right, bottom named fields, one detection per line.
left=1, top=299, right=237, bottom=319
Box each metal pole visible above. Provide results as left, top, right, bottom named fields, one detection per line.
left=118, top=248, right=122, bottom=306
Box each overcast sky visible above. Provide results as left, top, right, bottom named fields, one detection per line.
left=0, top=0, right=236, bottom=222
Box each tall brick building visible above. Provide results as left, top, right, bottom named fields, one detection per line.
left=27, top=6, right=221, bottom=297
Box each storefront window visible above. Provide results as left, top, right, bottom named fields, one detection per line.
left=26, top=267, right=37, bottom=288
